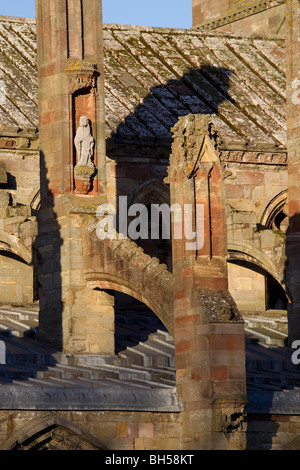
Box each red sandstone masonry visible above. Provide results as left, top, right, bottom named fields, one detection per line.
left=169, top=114, right=247, bottom=449
left=36, top=0, right=108, bottom=352
left=286, top=0, right=300, bottom=344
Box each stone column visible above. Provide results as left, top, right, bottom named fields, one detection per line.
left=167, top=115, right=247, bottom=450
left=286, top=0, right=300, bottom=344
left=35, top=0, right=114, bottom=354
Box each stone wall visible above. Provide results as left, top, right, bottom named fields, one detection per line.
left=193, top=0, right=286, bottom=35
left=0, top=255, right=33, bottom=305
left=0, top=140, right=39, bottom=305
left=247, top=414, right=300, bottom=450
left=215, top=4, right=286, bottom=34
left=2, top=408, right=300, bottom=450
left=193, top=0, right=231, bottom=25
left=228, top=263, right=266, bottom=312
left=222, top=155, right=288, bottom=312
left=0, top=410, right=181, bottom=450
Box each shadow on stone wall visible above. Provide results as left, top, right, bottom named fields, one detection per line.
left=104, top=63, right=300, bottom=450
left=106, top=65, right=233, bottom=348
left=284, top=213, right=300, bottom=345
left=34, top=150, right=63, bottom=352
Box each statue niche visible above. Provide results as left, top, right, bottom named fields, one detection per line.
left=74, top=115, right=96, bottom=194
left=75, top=116, right=95, bottom=167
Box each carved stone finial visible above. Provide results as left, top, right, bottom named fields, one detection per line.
left=167, top=114, right=223, bottom=183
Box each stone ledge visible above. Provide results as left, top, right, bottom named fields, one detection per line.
left=248, top=390, right=300, bottom=414
left=0, top=386, right=182, bottom=412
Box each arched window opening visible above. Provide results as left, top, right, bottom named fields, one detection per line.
left=114, top=291, right=171, bottom=356
left=259, top=190, right=288, bottom=232
left=266, top=274, right=288, bottom=311
left=9, top=422, right=104, bottom=451
left=228, top=258, right=287, bottom=313
left=127, top=180, right=173, bottom=271
left=273, top=210, right=289, bottom=232
left=134, top=203, right=172, bottom=270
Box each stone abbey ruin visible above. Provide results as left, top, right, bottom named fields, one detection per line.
left=0, top=0, right=299, bottom=450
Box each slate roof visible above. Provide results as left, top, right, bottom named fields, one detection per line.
left=0, top=16, right=287, bottom=150
left=104, top=24, right=286, bottom=149
left=0, top=16, right=38, bottom=135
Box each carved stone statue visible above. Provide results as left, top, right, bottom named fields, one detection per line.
left=74, top=115, right=95, bottom=167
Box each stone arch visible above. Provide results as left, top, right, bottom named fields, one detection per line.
left=29, top=187, right=41, bottom=215
left=0, top=415, right=107, bottom=450
left=129, top=178, right=170, bottom=206
left=0, top=232, right=34, bottom=304
left=228, top=240, right=280, bottom=283
left=128, top=179, right=172, bottom=269
left=87, top=277, right=172, bottom=332
left=85, top=234, right=174, bottom=335
left=228, top=248, right=289, bottom=311
left=0, top=231, right=32, bottom=265
left=258, top=189, right=288, bottom=230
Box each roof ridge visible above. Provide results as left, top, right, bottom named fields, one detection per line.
left=0, top=15, right=35, bottom=24
left=0, top=18, right=284, bottom=41
left=102, top=23, right=285, bottom=41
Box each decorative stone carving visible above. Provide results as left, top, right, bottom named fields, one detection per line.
left=75, top=116, right=95, bottom=168
left=74, top=166, right=96, bottom=194
left=196, top=288, right=243, bottom=323
left=66, top=59, right=99, bottom=94
left=167, top=114, right=222, bottom=183
left=221, top=150, right=287, bottom=165
left=74, top=116, right=96, bottom=194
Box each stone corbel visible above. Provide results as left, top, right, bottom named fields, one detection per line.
left=66, top=59, right=100, bottom=95
left=213, top=399, right=247, bottom=442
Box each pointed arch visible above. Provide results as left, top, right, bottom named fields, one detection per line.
left=258, top=189, right=288, bottom=230
left=0, top=231, right=32, bottom=265
left=126, top=179, right=172, bottom=270
left=129, top=179, right=170, bottom=206
left=228, top=240, right=281, bottom=285
left=0, top=415, right=107, bottom=450
left=85, top=234, right=174, bottom=335
left=228, top=243, right=289, bottom=311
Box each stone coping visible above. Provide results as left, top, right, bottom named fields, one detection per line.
left=248, top=390, right=300, bottom=415
left=0, top=385, right=182, bottom=412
